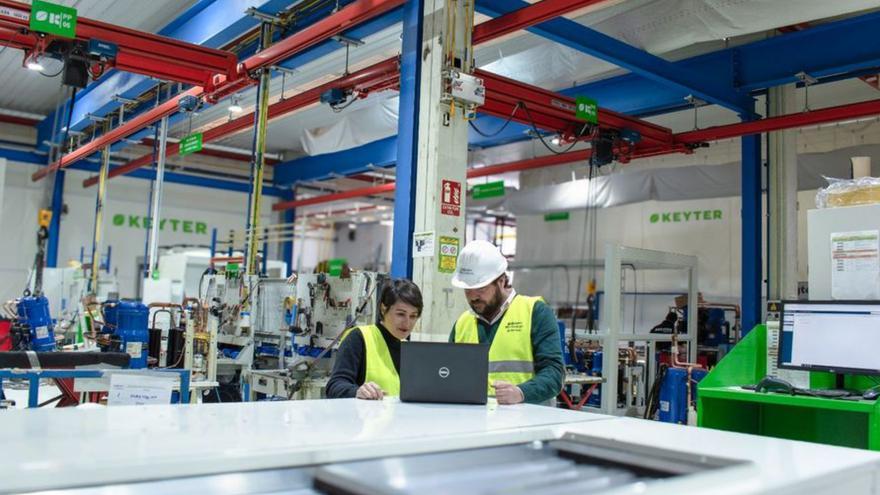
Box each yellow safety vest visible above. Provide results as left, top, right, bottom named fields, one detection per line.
left=341, top=325, right=400, bottom=396
left=454, top=294, right=540, bottom=396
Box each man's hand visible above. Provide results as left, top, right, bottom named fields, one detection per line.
left=493, top=380, right=524, bottom=404
left=356, top=382, right=385, bottom=400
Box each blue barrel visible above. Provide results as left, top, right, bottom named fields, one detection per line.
left=17, top=296, right=55, bottom=352
left=115, top=300, right=150, bottom=368
left=658, top=367, right=708, bottom=424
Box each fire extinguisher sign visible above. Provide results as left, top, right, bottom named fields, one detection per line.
left=440, top=179, right=462, bottom=216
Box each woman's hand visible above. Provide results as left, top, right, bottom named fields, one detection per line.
left=356, top=381, right=385, bottom=400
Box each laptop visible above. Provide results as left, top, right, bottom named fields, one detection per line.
left=400, top=342, right=489, bottom=405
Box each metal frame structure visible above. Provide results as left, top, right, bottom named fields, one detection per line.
left=509, top=243, right=698, bottom=416
left=0, top=1, right=880, bottom=330
left=0, top=368, right=191, bottom=408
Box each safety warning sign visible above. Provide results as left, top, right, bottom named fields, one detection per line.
left=441, top=180, right=461, bottom=216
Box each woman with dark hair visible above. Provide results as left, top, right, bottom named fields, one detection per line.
left=326, top=279, right=423, bottom=400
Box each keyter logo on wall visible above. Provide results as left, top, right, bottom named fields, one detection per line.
left=649, top=210, right=723, bottom=224
left=112, top=214, right=209, bottom=235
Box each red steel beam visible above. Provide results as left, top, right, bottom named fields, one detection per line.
left=271, top=143, right=692, bottom=211
left=83, top=58, right=399, bottom=187
left=676, top=98, right=880, bottom=144
left=239, top=0, right=403, bottom=73
left=0, top=0, right=237, bottom=87
left=473, top=0, right=608, bottom=45
left=34, top=86, right=205, bottom=181
left=80, top=0, right=665, bottom=187
left=0, top=113, right=41, bottom=126
left=274, top=182, right=396, bottom=210
left=476, top=69, right=676, bottom=146
left=39, top=0, right=397, bottom=183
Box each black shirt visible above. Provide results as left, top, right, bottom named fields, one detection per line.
left=325, top=323, right=402, bottom=398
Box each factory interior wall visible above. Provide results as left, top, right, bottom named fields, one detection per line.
left=0, top=161, right=299, bottom=302
left=333, top=222, right=393, bottom=273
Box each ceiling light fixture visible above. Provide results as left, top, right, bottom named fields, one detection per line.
left=228, top=95, right=243, bottom=114
left=26, top=60, right=44, bottom=71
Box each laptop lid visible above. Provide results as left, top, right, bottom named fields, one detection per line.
left=399, top=342, right=489, bottom=405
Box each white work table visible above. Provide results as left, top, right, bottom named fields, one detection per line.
left=2, top=399, right=879, bottom=494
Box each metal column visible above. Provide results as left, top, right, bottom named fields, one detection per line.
left=146, top=116, right=169, bottom=278
left=46, top=169, right=65, bottom=268
left=401, top=0, right=473, bottom=340
left=391, top=0, right=424, bottom=279
left=282, top=188, right=295, bottom=276
left=767, top=84, right=798, bottom=301
left=741, top=113, right=763, bottom=334
left=89, top=123, right=112, bottom=293
left=244, top=22, right=273, bottom=276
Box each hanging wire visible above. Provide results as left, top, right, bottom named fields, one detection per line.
left=520, top=102, right=594, bottom=154
left=468, top=102, right=522, bottom=137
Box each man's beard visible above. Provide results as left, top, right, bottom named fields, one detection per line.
left=471, top=287, right=504, bottom=320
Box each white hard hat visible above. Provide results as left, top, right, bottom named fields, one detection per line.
left=451, top=240, right=508, bottom=289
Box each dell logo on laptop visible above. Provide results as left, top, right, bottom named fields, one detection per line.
left=438, top=366, right=450, bottom=378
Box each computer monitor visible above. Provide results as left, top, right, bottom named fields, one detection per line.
left=779, top=301, right=880, bottom=375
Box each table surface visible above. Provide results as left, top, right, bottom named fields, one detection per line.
left=2, top=398, right=879, bottom=494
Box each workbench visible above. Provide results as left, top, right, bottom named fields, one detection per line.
left=699, top=324, right=880, bottom=450
left=2, top=397, right=879, bottom=494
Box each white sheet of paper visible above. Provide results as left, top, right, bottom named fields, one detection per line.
left=831, top=230, right=880, bottom=300
left=107, top=373, right=175, bottom=406
left=412, top=231, right=435, bottom=258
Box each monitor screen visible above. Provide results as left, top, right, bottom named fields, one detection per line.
left=779, top=301, right=880, bottom=375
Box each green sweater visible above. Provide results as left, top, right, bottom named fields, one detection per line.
left=449, top=299, right=564, bottom=404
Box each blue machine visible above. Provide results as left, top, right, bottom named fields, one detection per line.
left=113, top=300, right=150, bottom=369
left=102, top=300, right=119, bottom=332
left=17, top=296, right=55, bottom=352
left=658, top=367, right=708, bottom=424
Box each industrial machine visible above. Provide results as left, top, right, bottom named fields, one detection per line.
left=2, top=210, right=57, bottom=352
left=97, top=299, right=150, bottom=368
left=247, top=270, right=386, bottom=400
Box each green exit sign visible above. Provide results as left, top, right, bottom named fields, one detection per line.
left=575, top=96, right=598, bottom=124
left=544, top=212, right=570, bottom=222
left=179, top=132, right=203, bottom=156
left=30, top=0, right=77, bottom=39
left=472, top=181, right=505, bottom=200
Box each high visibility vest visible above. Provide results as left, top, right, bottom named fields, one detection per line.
left=341, top=325, right=400, bottom=396
left=454, top=295, right=540, bottom=396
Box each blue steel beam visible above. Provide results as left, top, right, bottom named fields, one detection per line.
left=740, top=117, right=763, bottom=334
left=391, top=0, right=423, bottom=278
left=470, top=9, right=880, bottom=148
left=46, top=170, right=65, bottom=268
left=0, top=147, right=284, bottom=196
left=274, top=136, right=397, bottom=185
left=281, top=188, right=295, bottom=275
left=475, top=0, right=753, bottom=115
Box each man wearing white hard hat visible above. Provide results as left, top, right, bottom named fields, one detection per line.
left=450, top=240, right=564, bottom=405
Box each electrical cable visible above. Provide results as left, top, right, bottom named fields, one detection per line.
left=38, top=67, right=65, bottom=78
left=468, top=102, right=522, bottom=138
left=330, top=94, right=358, bottom=113
left=519, top=102, right=593, bottom=155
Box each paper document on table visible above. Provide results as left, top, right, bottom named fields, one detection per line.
left=831, top=230, right=880, bottom=300
left=107, top=373, right=175, bottom=406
